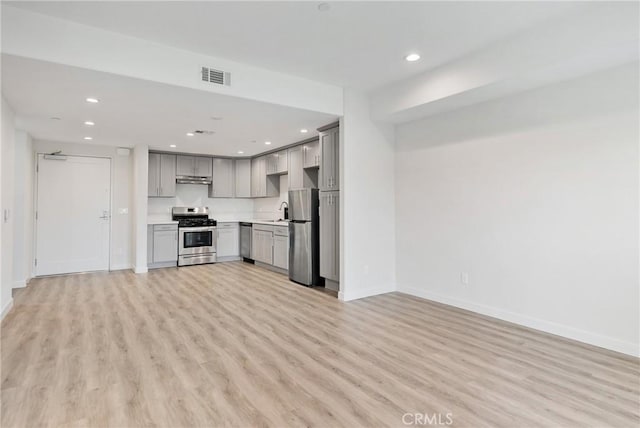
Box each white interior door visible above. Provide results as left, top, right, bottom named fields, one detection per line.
left=36, top=154, right=111, bottom=276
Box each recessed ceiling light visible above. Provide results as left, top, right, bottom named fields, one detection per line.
left=186, top=132, right=194, bottom=137
left=318, top=3, right=330, bottom=12
left=170, top=144, right=177, bottom=148
left=84, top=136, right=93, bottom=140
left=85, top=97, right=99, bottom=103
left=265, top=141, right=272, bottom=145
left=237, top=150, right=244, bottom=154
left=84, top=121, right=95, bottom=126
left=405, top=53, right=421, bottom=62
left=300, top=129, right=308, bottom=133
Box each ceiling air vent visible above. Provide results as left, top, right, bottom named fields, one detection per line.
left=201, top=66, right=230, bottom=86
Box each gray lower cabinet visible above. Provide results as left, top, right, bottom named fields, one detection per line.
left=252, top=225, right=274, bottom=264
left=288, top=146, right=304, bottom=190
left=217, top=222, right=240, bottom=258
left=235, top=159, right=252, bottom=198
left=319, top=191, right=339, bottom=282
left=273, top=226, right=289, bottom=270
left=148, top=153, right=176, bottom=197
left=303, top=139, right=320, bottom=168
left=210, top=158, right=234, bottom=198
left=148, top=224, right=178, bottom=268
left=319, top=126, right=339, bottom=191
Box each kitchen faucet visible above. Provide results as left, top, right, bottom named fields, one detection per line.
left=279, top=201, right=289, bottom=220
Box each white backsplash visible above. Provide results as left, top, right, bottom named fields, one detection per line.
left=253, top=175, right=289, bottom=220
left=148, top=175, right=289, bottom=221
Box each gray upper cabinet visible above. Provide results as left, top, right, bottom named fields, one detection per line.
left=176, top=155, right=212, bottom=177
left=319, top=127, right=339, bottom=191
left=210, top=158, right=234, bottom=198
left=251, top=156, right=279, bottom=198
left=319, top=191, right=340, bottom=282
left=267, top=150, right=288, bottom=175
left=303, top=139, right=320, bottom=168
left=234, top=159, right=252, bottom=198
left=148, top=153, right=160, bottom=196
left=288, top=146, right=304, bottom=190
left=176, top=155, right=194, bottom=177
left=251, top=157, right=263, bottom=197
left=195, top=156, right=212, bottom=177
left=148, top=153, right=176, bottom=197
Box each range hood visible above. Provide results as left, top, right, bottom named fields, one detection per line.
left=176, top=175, right=212, bottom=185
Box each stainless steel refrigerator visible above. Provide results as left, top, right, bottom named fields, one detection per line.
left=288, top=189, right=320, bottom=286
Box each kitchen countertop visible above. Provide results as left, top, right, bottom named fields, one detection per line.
left=147, top=216, right=179, bottom=225
left=148, top=216, right=288, bottom=227
left=219, top=219, right=290, bottom=227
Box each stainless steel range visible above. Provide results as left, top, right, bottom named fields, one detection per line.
left=172, top=207, right=217, bottom=266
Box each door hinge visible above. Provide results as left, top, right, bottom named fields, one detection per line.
left=35, top=211, right=38, bottom=220
left=34, top=259, right=37, bottom=266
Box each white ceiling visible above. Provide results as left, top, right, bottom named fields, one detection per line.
left=2, top=54, right=337, bottom=156
left=5, top=1, right=587, bottom=91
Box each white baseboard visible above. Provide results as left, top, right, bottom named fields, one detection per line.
left=13, top=279, right=28, bottom=289
left=217, top=256, right=242, bottom=262
left=339, top=284, right=395, bottom=302
left=134, top=266, right=148, bottom=274
left=1, top=298, right=14, bottom=321
left=110, top=264, right=133, bottom=271
left=398, top=285, right=640, bottom=358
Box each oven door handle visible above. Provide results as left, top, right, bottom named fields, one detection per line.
left=179, top=226, right=216, bottom=232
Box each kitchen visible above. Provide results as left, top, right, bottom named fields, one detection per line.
left=146, top=122, right=340, bottom=293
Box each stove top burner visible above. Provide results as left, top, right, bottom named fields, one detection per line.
left=177, top=218, right=217, bottom=228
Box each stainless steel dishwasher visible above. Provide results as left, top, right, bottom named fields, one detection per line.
left=240, top=222, right=253, bottom=261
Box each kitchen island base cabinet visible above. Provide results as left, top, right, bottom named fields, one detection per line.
left=148, top=224, right=178, bottom=269
left=320, top=191, right=340, bottom=283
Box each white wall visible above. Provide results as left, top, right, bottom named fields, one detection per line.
left=13, top=131, right=34, bottom=287
left=133, top=145, right=148, bottom=273
left=32, top=140, right=134, bottom=271
left=1, top=96, right=16, bottom=318
left=341, top=89, right=396, bottom=301
left=395, top=63, right=639, bottom=356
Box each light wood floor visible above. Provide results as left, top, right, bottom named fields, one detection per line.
left=2, top=262, right=639, bottom=428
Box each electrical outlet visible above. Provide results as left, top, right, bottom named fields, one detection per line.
left=460, top=272, right=469, bottom=285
